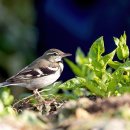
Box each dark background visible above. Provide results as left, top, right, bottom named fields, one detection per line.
left=35, top=0, right=130, bottom=80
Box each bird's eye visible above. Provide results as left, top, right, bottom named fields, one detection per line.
left=53, top=52, right=58, bottom=56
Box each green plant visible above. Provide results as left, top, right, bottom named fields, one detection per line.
left=59, top=32, right=130, bottom=97
left=0, top=0, right=36, bottom=78
left=0, top=88, right=15, bottom=116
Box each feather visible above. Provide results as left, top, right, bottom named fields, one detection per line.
left=6, top=66, right=59, bottom=83
left=0, top=82, right=10, bottom=87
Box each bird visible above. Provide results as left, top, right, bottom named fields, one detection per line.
left=0, top=49, right=72, bottom=99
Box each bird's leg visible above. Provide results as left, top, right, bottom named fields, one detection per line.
left=33, top=89, right=55, bottom=104
left=33, top=89, right=45, bottom=102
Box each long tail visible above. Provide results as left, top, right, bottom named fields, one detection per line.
left=0, top=82, right=10, bottom=87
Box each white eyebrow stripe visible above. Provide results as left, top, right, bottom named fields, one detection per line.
left=46, top=52, right=56, bottom=55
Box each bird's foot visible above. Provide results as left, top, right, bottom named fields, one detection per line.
left=33, top=89, right=45, bottom=103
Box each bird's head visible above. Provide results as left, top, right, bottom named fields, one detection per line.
left=43, top=49, right=72, bottom=62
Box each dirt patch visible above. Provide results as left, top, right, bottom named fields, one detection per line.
left=12, top=94, right=130, bottom=130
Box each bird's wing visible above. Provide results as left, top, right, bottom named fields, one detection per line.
left=6, top=59, right=59, bottom=83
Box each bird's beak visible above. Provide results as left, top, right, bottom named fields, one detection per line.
left=61, top=53, right=72, bottom=57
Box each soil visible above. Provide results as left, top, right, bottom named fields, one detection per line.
left=11, top=94, right=130, bottom=130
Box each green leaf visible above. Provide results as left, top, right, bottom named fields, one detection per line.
left=0, top=88, right=14, bottom=106
left=58, top=77, right=86, bottom=90
left=114, top=32, right=129, bottom=60
left=120, top=32, right=126, bottom=45
left=116, top=46, right=123, bottom=60
left=88, top=36, right=104, bottom=61
left=108, top=60, right=122, bottom=69
left=85, top=78, right=106, bottom=97
left=76, top=47, right=86, bottom=65
left=81, top=65, right=88, bottom=77
left=0, top=100, right=4, bottom=113
left=107, top=61, right=130, bottom=95
left=58, top=77, right=106, bottom=97
left=118, top=86, right=130, bottom=94
left=123, top=45, right=129, bottom=59
left=114, top=37, right=119, bottom=46
left=64, top=58, right=83, bottom=77
left=100, top=50, right=116, bottom=69
left=120, top=61, right=130, bottom=70
left=4, top=107, right=16, bottom=115
left=116, top=45, right=129, bottom=60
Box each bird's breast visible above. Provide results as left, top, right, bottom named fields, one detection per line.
left=59, top=62, right=64, bottom=72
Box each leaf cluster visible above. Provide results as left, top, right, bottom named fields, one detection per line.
left=62, top=32, right=130, bottom=97
left=0, top=88, right=15, bottom=116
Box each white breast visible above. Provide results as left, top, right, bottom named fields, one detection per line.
left=59, top=62, right=64, bottom=72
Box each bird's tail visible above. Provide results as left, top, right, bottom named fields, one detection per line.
left=0, top=82, right=10, bottom=87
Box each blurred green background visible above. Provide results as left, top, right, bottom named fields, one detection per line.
left=0, top=0, right=36, bottom=97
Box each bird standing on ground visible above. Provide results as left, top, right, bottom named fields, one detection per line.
left=0, top=49, right=72, bottom=98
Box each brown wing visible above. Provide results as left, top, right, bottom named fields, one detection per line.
left=6, top=59, right=59, bottom=83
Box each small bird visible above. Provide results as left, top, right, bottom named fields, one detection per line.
left=0, top=49, right=71, bottom=98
